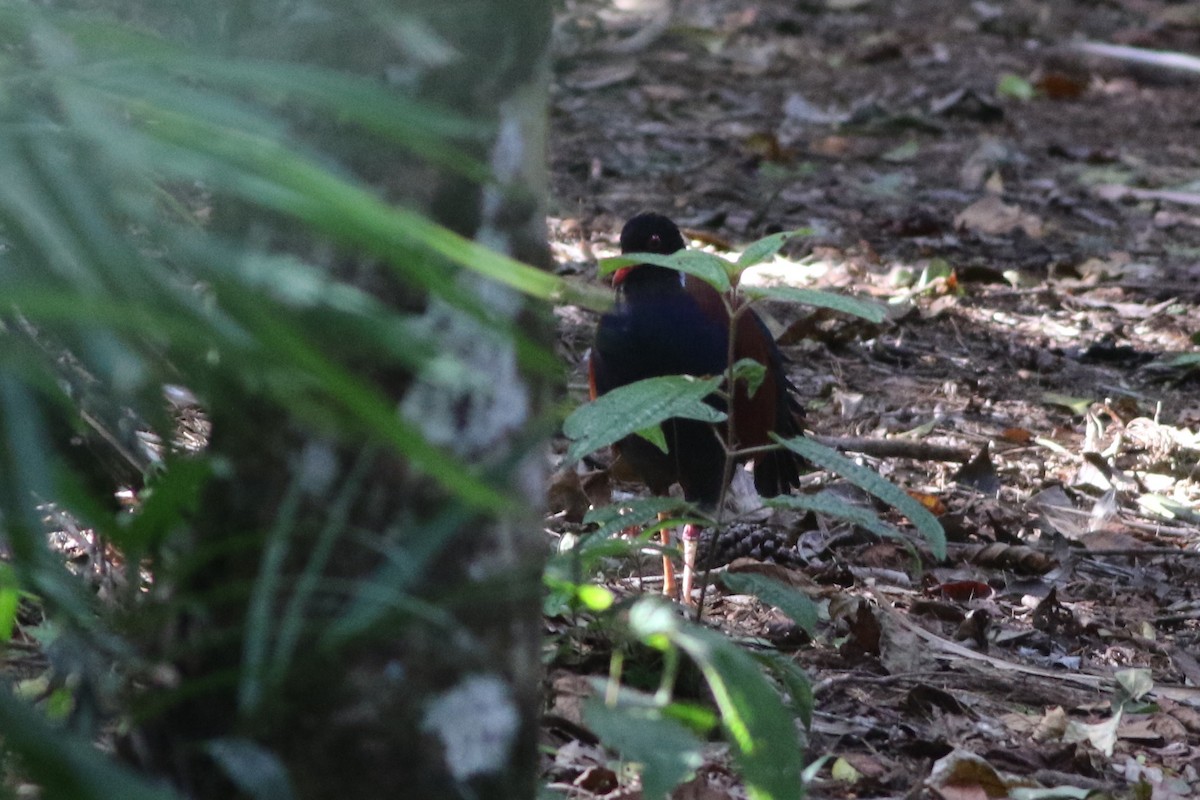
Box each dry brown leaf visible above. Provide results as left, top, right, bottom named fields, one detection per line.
left=999, top=427, right=1033, bottom=444
left=926, top=749, right=1036, bottom=799
left=1037, top=70, right=1089, bottom=99
left=548, top=467, right=592, bottom=523
left=954, top=195, right=1044, bottom=238
left=967, top=543, right=1057, bottom=574
left=1120, top=712, right=1185, bottom=745
left=909, top=491, right=947, bottom=515
left=879, top=607, right=937, bottom=675
left=550, top=671, right=595, bottom=726
left=1032, top=706, right=1070, bottom=742
left=672, top=775, right=738, bottom=799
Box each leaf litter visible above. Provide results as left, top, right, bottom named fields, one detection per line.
left=547, top=0, right=1200, bottom=796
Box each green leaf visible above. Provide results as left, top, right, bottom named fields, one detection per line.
left=736, top=229, right=809, bottom=270
left=0, top=688, right=181, bottom=800
left=773, top=436, right=946, bottom=559
left=881, top=139, right=920, bottom=163
left=764, top=491, right=907, bottom=544
left=206, top=738, right=296, bottom=800
left=997, top=72, right=1035, bottom=101
left=741, top=285, right=887, bottom=323
left=117, top=458, right=212, bottom=553
left=635, top=424, right=669, bottom=454
left=576, top=584, right=615, bottom=611
left=126, top=101, right=590, bottom=309
left=830, top=757, right=862, bottom=782
left=1114, top=668, right=1153, bottom=706
left=583, top=497, right=703, bottom=539
left=0, top=564, right=20, bottom=643
left=720, top=572, right=818, bottom=634
left=224, top=292, right=514, bottom=512
left=564, top=375, right=725, bottom=463
left=1168, top=352, right=1200, bottom=367
left=753, top=651, right=813, bottom=728
left=1041, top=392, right=1092, bottom=416
left=601, top=251, right=732, bottom=293
left=662, top=701, right=720, bottom=735
left=731, top=358, right=766, bottom=398
left=629, top=599, right=806, bottom=800
left=585, top=698, right=706, bottom=800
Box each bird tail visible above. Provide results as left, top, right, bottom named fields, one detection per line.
left=753, top=447, right=802, bottom=497
left=752, top=373, right=806, bottom=497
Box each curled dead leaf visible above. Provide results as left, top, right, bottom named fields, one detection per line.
left=954, top=195, right=1044, bottom=238
left=908, top=491, right=947, bottom=515
left=967, top=543, right=1057, bottom=574
left=928, top=580, right=994, bottom=602
left=999, top=427, right=1033, bottom=444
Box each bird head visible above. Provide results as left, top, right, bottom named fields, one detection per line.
left=613, top=212, right=686, bottom=286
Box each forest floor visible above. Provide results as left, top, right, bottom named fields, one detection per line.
left=545, top=0, right=1200, bottom=797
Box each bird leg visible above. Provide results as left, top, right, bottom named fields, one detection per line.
left=659, top=517, right=677, bottom=599
left=680, top=523, right=701, bottom=605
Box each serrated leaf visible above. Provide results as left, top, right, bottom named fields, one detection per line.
left=736, top=229, right=809, bottom=270
left=564, top=375, right=725, bottom=462
left=741, top=285, right=887, bottom=323
left=720, top=572, right=818, bottom=634
left=629, top=599, right=805, bottom=800
left=600, top=251, right=732, bottom=293
left=773, top=436, right=946, bottom=559
left=731, top=357, right=766, bottom=398
left=585, top=699, right=705, bottom=800
left=764, top=491, right=906, bottom=543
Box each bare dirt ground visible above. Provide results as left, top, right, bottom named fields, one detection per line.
left=545, top=0, right=1200, bottom=796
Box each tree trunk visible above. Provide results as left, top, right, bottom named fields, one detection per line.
left=124, top=3, right=552, bottom=797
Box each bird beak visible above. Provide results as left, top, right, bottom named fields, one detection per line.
left=611, top=266, right=632, bottom=286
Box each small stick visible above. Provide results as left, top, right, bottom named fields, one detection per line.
left=811, top=434, right=972, bottom=463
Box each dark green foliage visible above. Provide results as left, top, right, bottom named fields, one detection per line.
left=0, top=2, right=554, bottom=799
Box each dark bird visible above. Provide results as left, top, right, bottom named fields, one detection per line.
left=588, top=212, right=804, bottom=602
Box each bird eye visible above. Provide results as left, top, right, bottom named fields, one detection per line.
left=649, top=234, right=661, bottom=248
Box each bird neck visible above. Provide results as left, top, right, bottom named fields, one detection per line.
left=618, top=264, right=686, bottom=297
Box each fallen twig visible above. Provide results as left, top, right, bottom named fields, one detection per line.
left=812, top=434, right=972, bottom=463
left=1073, top=41, right=1200, bottom=79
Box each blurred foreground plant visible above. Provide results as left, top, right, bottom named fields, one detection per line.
left=0, top=2, right=557, bottom=798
